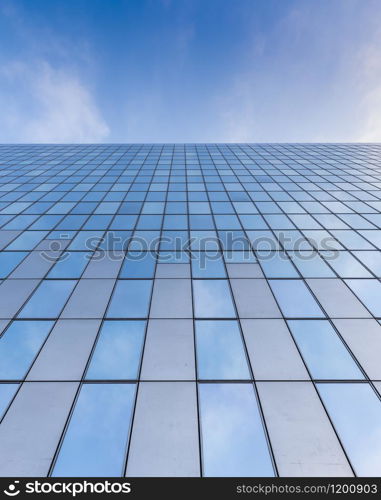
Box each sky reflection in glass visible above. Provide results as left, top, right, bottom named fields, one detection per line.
left=0, top=321, right=53, bottom=379
left=52, top=383, right=136, bottom=477
left=193, top=280, right=236, bottom=318
left=288, top=320, right=364, bottom=380
left=317, top=383, right=381, bottom=476
left=195, top=321, right=250, bottom=380
left=199, top=383, right=274, bottom=477
left=86, top=321, right=145, bottom=380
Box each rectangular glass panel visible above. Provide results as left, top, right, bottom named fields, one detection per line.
left=288, top=320, right=364, bottom=379
left=119, top=252, right=156, bottom=278
left=195, top=320, right=250, bottom=380
left=321, top=251, right=372, bottom=278
left=198, top=383, right=274, bottom=477
left=289, top=251, right=335, bottom=278
left=345, top=279, right=381, bottom=316
left=0, top=252, right=27, bottom=278
left=193, top=280, right=236, bottom=318
left=191, top=253, right=226, bottom=278
left=0, top=384, right=19, bottom=418
left=47, top=252, right=90, bottom=278
left=18, top=280, right=76, bottom=318
left=257, top=252, right=299, bottom=278
left=269, top=280, right=325, bottom=318
left=86, top=321, right=145, bottom=380
left=106, top=280, right=152, bottom=318
left=0, top=321, right=53, bottom=379
left=52, top=383, right=136, bottom=477
left=317, top=383, right=381, bottom=476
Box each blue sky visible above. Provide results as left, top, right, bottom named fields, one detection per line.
left=0, top=0, right=381, bottom=143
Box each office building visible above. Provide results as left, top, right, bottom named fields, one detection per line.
left=0, top=143, right=380, bottom=477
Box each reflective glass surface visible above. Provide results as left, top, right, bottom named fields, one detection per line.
left=0, top=143, right=381, bottom=477
left=199, top=383, right=274, bottom=477
left=269, top=280, right=324, bottom=318
left=52, top=383, right=136, bottom=477
left=106, top=280, right=152, bottom=318
left=86, top=321, right=146, bottom=380
left=288, top=320, right=364, bottom=379
left=193, top=280, right=236, bottom=318
left=0, top=384, right=19, bottom=418
left=0, top=321, right=53, bottom=379
left=317, top=383, right=381, bottom=476
left=18, top=281, right=76, bottom=318
left=0, top=252, right=27, bottom=278
left=195, top=321, right=250, bottom=379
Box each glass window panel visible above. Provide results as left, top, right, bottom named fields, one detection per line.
left=163, top=214, right=188, bottom=230
left=223, top=250, right=256, bottom=263
left=233, top=201, right=258, bottom=213
left=359, top=230, right=381, bottom=249
left=199, top=383, right=274, bottom=477
left=52, top=383, right=136, bottom=477
left=330, top=230, right=375, bottom=250
left=239, top=214, right=268, bottom=230
left=317, top=383, right=381, bottom=476
left=3, top=214, right=39, bottom=230
left=83, top=214, right=113, bottom=230
left=106, top=280, right=152, bottom=318
left=157, top=251, right=189, bottom=263
left=56, top=215, right=88, bottom=230
left=29, top=214, right=63, bottom=230
left=288, top=251, right=335, bottom=278
left=119, top=252, right=156, bottom=278
left=189, top=215, right=214, bottom=230
left=126, top=381, right=199, bottom=476
left=189, top=202, right=211, bottom=214
left=0, top=252, right=27, bottom=278
left=6, top=231, right=48, bottom=250
left=159, top=230, right=188, bottom=251
left=18, top=280, right=76, bottom=318
left=345, top=279, right=381, bottom=316
left=0, top=384, right=19, bottom=418
left=218, top=230, right=251, bottom=251
left=302, top=230, right=343, bottom=250
left=190, top=230, right=219, bottom=251
left=269, top=280, right=324, bottom=318
left=195, top=320, right=250, bottom=379
left=0, top=321, right=53, bottom=379
left=86, top=320, right=145, bottom=380
left=246, top=230, right=280, bottom=250
left=191, top=253, right=226, bottom=278
left=264, top=214, right=295, bottom=230
left=110, top=215, right=137, bottom=230
left=288, top=320, right=364, bottom=379
left=273, top=230, right=313, bottom=250
left=352, top=251, right=381, bottom=277
left=257, top=252, right=299, bottom=278
left=193, top=280, right=236, bottom=318
left=321, top=251, right=372, bottom=278
left=47, top=252, right=90, bottom=278
left=68, top=230, right=104, bottom=250
left=214, top=214, right=241, bottom=230
left=287, top=214, right=322, bottom=230
left=136, top=214, right=162, bottom=230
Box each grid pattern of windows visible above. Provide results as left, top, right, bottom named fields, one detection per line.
left=0, top=143, right=381, bottom=477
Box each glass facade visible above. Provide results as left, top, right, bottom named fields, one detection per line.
left=0, top=143, right=380, bottom=477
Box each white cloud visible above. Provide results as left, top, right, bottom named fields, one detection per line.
left=355, top=33, right=381, bottom=142
left=0, top=61, right=109, bottom=143
left=215, top=0, right=381, bottom=143
left=357, top=87, right=381, bottom=143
